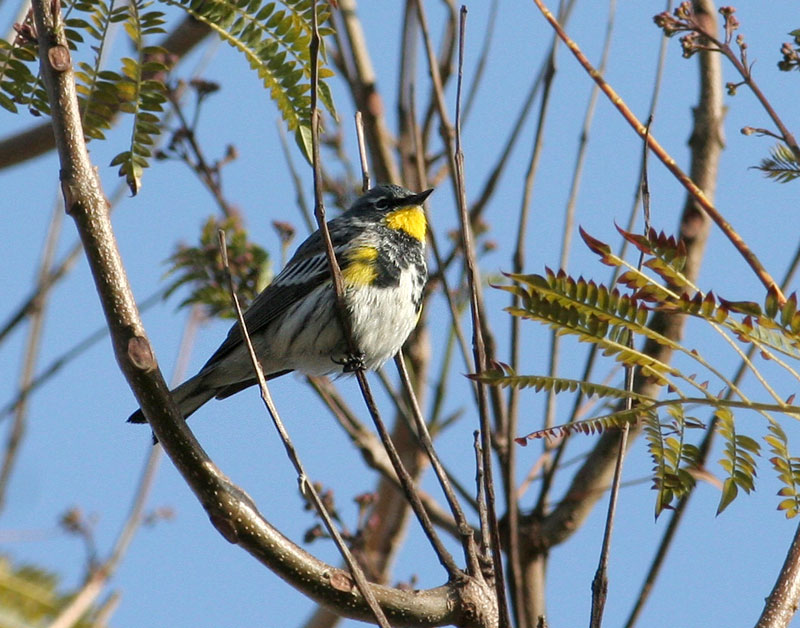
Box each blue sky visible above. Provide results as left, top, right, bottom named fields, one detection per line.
left=3, top=2, right=800, bottom=627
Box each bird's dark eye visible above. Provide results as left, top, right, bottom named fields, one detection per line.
left=374, top=197, right=390, bottom=210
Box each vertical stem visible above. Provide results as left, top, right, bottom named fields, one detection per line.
left=453, top=7, right=511, bottom=626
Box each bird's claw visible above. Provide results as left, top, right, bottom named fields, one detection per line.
left=334, top=352, right=366, bottom=373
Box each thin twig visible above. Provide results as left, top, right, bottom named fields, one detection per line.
left=165, top=86, right=235, bottom=217
left=452, top=7, right=511, bottom=626
left=463, top=0, right=577, bottom=228
left=394, top=352, right=481, bottom=576
left=589, top=116, right=653, bottom=628
left=354, top=111, right=370, bottom=191
left=473, top=431, right=491, bottom=559
left=408, top=82, right=475, bottom=385
left=0, top=198, right=62, bottom=513
left=0, top=289, right=166, bottom=420
left=509, top=0, right=562, bottom=434
left=332, top=0, right=400, bottom=184
left=531, top=0, right=784, bottom=305
left=306, top=375, right=466, bottom=539
left=461, top=0, right=498, bottom=123
left=414, top=0, right=511, bottom=452
left=505, top=2, right=568, bottom=617
left=277, top=121, right=314, bottom=234
left=218, top=229, right=391, bottom=628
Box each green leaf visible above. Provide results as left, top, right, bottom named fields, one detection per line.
left=754, top=143, right=800, bottom=183
left=163, top=214, right=271, bottom=318
left=717, top=477, right=738, bottom=515
left=160, top=0, right=336, bottom=162
left=294, top=123, right=312, bottom=164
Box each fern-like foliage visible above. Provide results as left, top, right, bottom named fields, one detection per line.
left=714, top=408, right=760, bottom=514
left=2, top=0, right=335, bottom=191
left=0, top=555, right=97, bottom=627
left=499, top=269, right=683, bottom=388
left=471, top=362, right=652, bottom=404
left=646, top=405, right=701, bottom=517
left=164, top=214, right=271, bottom=318
left=71, top=0, right=132, bottom=140
left=0, top=22, right=49, bottom=115
left=754, top=143, right=800, bottom=183
left=160, top=0, right=336, bottom=162
left=108, top=0, right=169, bottom=195
left=517, top=404, right=649, bottom=443
left=765, top=419, right=800, bottom=518
left=486, top=225, right=800, bottom=515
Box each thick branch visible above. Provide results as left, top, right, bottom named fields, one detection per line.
left=755, top=519, right=800, bottom=628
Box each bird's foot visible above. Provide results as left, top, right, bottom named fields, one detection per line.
left=334, top=352, right=366, bottom=373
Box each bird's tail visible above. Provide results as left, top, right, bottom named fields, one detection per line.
left=127, top=374, right=217, bottom=424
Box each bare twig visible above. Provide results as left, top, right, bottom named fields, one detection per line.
left=464, top=0, right=577, bottom=226
left=165, top=85, right=236, bottom=217
left=461, top=0, right=498, bottom=123
left=407, top=81, right=475, bottom=390
left=395, top=352, right=481, bottom=576
left=217, top=227, right=392, bottom=628
left=306, top=375, right=466, bottom=539
left=536, top=0, right=671, bottom=515
left=473, top=431, right=491, bottom=561
left=0, top=199, right=62, bottom=513
left=504, top=2, right=569, bottom=616
left=452, top=7, right=510, bottom=626
left=590, top=116, right=652, bottom=628
left=277, top=121, right=314, bottom=234
left=332, top=0, right=400, bottom=184
left=354, top=111, right=370, bottom=191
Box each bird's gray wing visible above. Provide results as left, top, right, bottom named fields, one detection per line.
left=200, top=220, right=357, bottom=370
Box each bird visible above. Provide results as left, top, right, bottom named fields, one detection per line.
left=128, top=184, right=433, bottom=424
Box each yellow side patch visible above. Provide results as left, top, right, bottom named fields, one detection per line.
left=342, top=246, right=379, bottom=286
left=385, top=206, right=427, bottom=242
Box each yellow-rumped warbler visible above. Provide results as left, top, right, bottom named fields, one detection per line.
left=129, top=184, right=432, bottom=424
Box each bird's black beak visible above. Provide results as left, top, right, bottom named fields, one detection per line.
left=407, top=188, right=434, bottom=205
